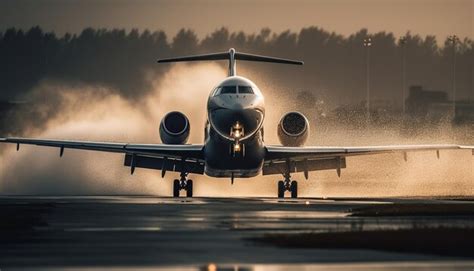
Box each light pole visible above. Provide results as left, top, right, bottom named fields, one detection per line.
left=363, top=37, right=372, bottom=123
left=399, top=36, right=407, bottom=115
left=447, top=35, right=459, bottom=119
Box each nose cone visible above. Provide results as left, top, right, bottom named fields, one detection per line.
left=209, top=108, right=264, bottom=141
left=207, top=91, right=265, bottom=141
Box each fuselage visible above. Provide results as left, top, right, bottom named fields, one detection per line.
left=204, top=76, right=266, bottom=178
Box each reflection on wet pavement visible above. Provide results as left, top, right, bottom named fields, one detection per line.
left=11, top=262, right=474, bottom=271
left=0, top=196, right=473, bottom=269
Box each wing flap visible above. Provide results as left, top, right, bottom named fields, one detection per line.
left=263, top=157, right=346, bottom=175
left=124, top=154, right=204, bottom=174
left=125, top=143, right=203, bottom=159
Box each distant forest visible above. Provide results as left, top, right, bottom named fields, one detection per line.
left=0, top=26, right=473, bottom=106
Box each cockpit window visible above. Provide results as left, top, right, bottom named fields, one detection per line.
left=220, top=86, right=237, bottom=94
left=212, top=85, right=255, bottom=96
left=219, top=86, right=237, bottom=94
left=238, top=86, right=254, bottom=94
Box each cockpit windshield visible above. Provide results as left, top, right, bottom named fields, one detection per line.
left=238, top=86, right=254, bottom=94
left=213, top=85, right=255, bottom=96
left=219, top=86, right=237, bottom=94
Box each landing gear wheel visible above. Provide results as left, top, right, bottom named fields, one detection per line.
left=186, top=180, right=193, bottom=197
left=173, top=179, right=180, bottom=198
left=276, top=160, right=299, bottom=199
left=290, top=181, right=298, bottom=199
left=277, top=181, right=285, bottom=198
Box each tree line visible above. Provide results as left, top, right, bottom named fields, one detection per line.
left=0, top=26, right=472, bottom=106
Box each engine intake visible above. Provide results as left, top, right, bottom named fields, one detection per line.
left=277, top=112, right=309, bottom=146
left=159, top=111, right=190, bottom=144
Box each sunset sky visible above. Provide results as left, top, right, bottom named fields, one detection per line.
left=1, top=0, right=472, bottom=40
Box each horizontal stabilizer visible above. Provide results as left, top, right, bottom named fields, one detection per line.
left=235, top=52, right=303, bottom=65
left=158, top=48, right=303, bottom=76
left=157, top=52, right=230, bottom=63
left=158, top=50, right=303, bottom=65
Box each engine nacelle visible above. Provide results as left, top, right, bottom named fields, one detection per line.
left=277, top=112, right=309, bottom=147
left=159, top=111, right=190, bottom=144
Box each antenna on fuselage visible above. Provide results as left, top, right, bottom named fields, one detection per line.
left=157, top=48, right=303, bottom=77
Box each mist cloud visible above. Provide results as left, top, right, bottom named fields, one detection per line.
left=0, top=61, right=472, bottom=196
left=0, top=63, right=225, bottom=195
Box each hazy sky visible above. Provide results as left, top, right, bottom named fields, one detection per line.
left=0, top=0, right=472, bottom=40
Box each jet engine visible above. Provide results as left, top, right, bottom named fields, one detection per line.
left=159, top=111, right=190, bottom=144
left=277, top=112, right=309, bottom=147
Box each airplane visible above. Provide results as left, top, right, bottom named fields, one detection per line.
left=1, top=48, right=473, bottom=198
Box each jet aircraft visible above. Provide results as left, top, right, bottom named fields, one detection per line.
left=1, top=48, right=473, bottom=198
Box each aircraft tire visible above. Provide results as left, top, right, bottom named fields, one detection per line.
left=290, top=181, right=298, bottom=198
left=173, top=179, right=180, bottom=198
left=186, top=180, right=193, bottom=197
left=277, top=181, right=285, bottom=198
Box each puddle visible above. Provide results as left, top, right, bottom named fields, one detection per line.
left=11, top=262, right=474, bottom=271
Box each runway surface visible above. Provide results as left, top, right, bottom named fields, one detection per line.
left=0, top=196, right=473, bottom=270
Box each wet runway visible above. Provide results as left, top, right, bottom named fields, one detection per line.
left=0, top=196, right=473, bottom=270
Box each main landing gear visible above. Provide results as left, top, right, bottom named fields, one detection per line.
left=173, top=172, right=193, bottom=198
left=277, top=173, right=298, bottom=199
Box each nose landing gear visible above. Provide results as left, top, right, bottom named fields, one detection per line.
left=277, top=172, right=298, bottom=199
left=173, top=172, right=193, bottom=198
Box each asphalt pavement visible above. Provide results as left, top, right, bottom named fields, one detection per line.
left=0, top=196, right=473, bottom=270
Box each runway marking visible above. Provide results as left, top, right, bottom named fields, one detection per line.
left=66, top=227, right=161, bottom=232
left=249, top=210, right=348, bottom=219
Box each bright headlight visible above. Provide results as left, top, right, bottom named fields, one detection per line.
left=230, top=121, right=244, bottom=139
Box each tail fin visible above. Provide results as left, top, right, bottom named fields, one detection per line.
left=157, top=48, right=303, bottom=76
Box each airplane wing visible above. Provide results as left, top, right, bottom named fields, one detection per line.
left=0, top=137, right=205, bottom=175
left=263, top=144, right=474, bottom=177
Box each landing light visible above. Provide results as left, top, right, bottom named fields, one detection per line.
left=234, top=143, right=241, bottom=152
left=207, top=263, right=217, bottom=271
left=230, top=121, right=245, bottom=156
left=230, top=121, right=244, bottom=139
